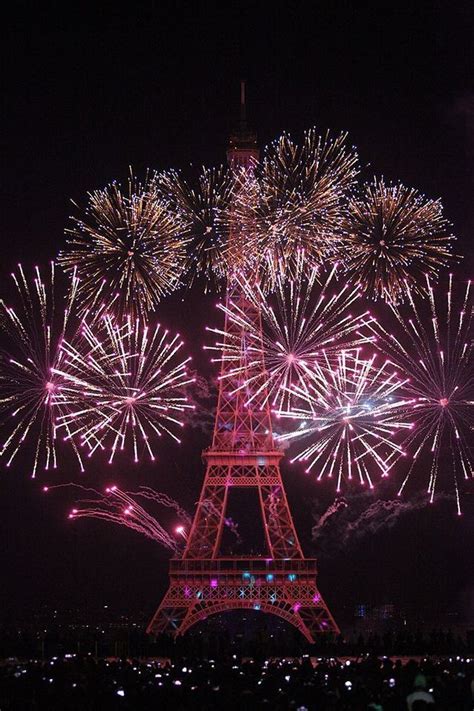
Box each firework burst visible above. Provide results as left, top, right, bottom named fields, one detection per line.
left=0, top=264, right=84, bottom=475
left=206, top=261, right=375, bottom=411
left=226, top=128, right=359, bottom=290
left=372, top=275, right=473, bottom=513
left=58, top=171, right=189, bottom=318
left=276, top=349, right=412, bottom=492
left=54, top=315, right=195, bottom=463
left=339, top=177, right=454, bottom=302
left=45, top=483, right=190, bottom=552
left=157, top=165, right=236, bottom=289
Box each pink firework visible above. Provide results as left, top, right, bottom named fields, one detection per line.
left=53, top=315, right=195, bottom=463
left=206, top=260, right=375, bottom=411
left=0, top=263, right=85, bottom=476
left=371, top=274, right=473, bottom=513
left=275, top=349, right=412, bottom=491
left=45, top=483, right=190, bottom=552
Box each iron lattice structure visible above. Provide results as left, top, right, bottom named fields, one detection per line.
left=147, top=89, right=339, bottom=642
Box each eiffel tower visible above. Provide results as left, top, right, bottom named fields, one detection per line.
left=147, top=83, right=339, bottom=642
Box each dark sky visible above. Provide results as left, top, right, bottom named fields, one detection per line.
left=1, top=2, right=473, bottom=629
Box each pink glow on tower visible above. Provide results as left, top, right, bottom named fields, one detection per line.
left=147, top=86, right=339, bottom=643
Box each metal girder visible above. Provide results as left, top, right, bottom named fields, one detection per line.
left=148, top=147, right=339, bottom=641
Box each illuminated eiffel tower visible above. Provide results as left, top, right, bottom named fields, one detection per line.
left=147, top=83, right=339, bottom=642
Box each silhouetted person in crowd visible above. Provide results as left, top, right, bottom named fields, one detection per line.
left=406, top=673, right=435, bottom=710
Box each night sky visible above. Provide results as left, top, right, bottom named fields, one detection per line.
left=1, top=2, right=473, bottom=629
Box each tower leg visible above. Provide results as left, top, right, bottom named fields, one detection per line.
left=147, top=585, right=339, bottom=641
left=260, top=484, right=303, bottom=559
left=147, top=558, right=340, bottom=640
left=183, top=484, right=228, bottom=559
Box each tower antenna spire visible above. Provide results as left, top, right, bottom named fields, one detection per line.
left=240, top=79, right=247, bottom=125
left=227, top=80, right=259, bottom=169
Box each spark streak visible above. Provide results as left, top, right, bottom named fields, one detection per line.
left=58, top=171, right=189, bottom=318
left=276, top=350, right=412, bottom=491
left=45, top=484, right=190, bottom=552
left=54, top=316, right=195, bottom=463
left=371, top=275, right=473, bottom=513
left=207, top=261, right=375, bottom=410
left=338, top=178, right=455, bottom=302
left=226, top=128, right=359, bottom=290
left=157, top=166, right=236, bottom=289
left=0, top=264, right=84, bottom=476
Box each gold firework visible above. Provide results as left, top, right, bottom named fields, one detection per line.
left=58, top=171, right=189, bottom=318
left=338, top=177, right=455, bottom=302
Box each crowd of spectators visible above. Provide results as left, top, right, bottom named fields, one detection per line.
left=2, top=616, right=471, bottom=660
left=0, top=653, right=472, bottom=709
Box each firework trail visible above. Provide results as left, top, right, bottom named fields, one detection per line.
left=226, top=128, right=359, bottom=290
left=276, top=349, right=413, bottom=491
left=58, top=171, right=189, bottom=319
left=182, top=374, right=217, bottom=434
left=0, top=263, right=84, bottom=476
left=157, top=166, right=236, bottom=289
left=371, top=274, right=473, bottom=513
left=201, top=497, right=242, bottom=544
left=312, top=497, right=349, bottom=533
left=339, top=178, right=454, bottom=303
left=132, top=486, right=192, bottom=526
left=54, top=315, right=195, bottom=463
left=207, top=260, right=375, bottom=410
left=44, top=483, right=189, bottom=552
left=312, top=491, right=453, bottom=555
